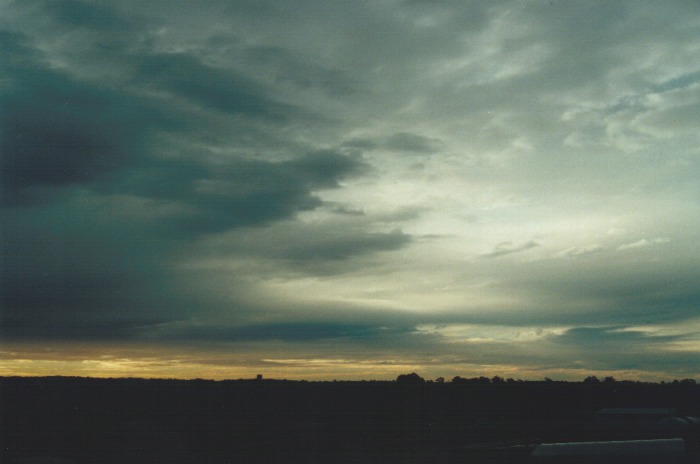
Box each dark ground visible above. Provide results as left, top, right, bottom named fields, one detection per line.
left=2, top=376, right=699, bottom=463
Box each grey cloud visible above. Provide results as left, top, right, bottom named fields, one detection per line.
left=480, top=240, right=539, bottom=258
left=616, top=238, right=670, bottom=251
left=6, top=0, right=154, bottom=60
left=410, top=1, right=699, bottom=158
left=375, top=206, right=427, bottom=223
left=36, top=0, right=130, bottom=31
left=134, top=52, right=300, bottom=120
left=545, top=326, right=700, bottom=373
left=148, top=150, right=368, bottom=236
left=477, top=252, right=700, bottom=328
left=397, top=323, right=699, bottom=376
left=277, top=229, right=410, bottom=262
left=144, top=321, right=414, bottom=344
left=519, top=2, right=632, bottom=90
left=1, top=147, right=367, bottom=338
left=0, top=21, right=371, bottom=340
left=1, top=0, right=699, bottom=380
left=197, top=223, right=411, bottom=275
left=0, top=30, right=176, bottom=206
left=554, top=326, right=675, bottom=351
left=342, top=133, right=443, bottom=154
left=384, top=132, right=443, bottom=153
left=560, top=245, right=606, bottom=258
left=341, top=138, right=378, bottom=151
left=0, top=24, right=365, bottom=216
left=0, top=200, right=189, bottom=340
left=1, top=79, right=136, bottom=204
left=652, top=70, right=700, bottom=94
left=325, top=203, right=365, bottom=216
left=241, top=44, right=357, bottom=97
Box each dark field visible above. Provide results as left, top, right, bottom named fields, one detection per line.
left=2, top=376, right=699, bottom=463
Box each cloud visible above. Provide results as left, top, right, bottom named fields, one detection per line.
left=0, top=199, right=188, bottom=339
left=134, top=149, right=369, bottom=236
left=1, top=0, right=700, bottom=380
left=0, top=19, right=370, bottom=339
left=557, top=244, right=606, bottom=258
left=542, top=326, right=700, bottom=373
left=239, top=43, right=358, bottom=97
left=1, top=146, right=368, bottom=338
left=143, top=321, right=414, bottom=344
left=239, top=227, right=410, bottom=263
left=185, top=221, right=412, bottom=283
left=383, top=132, right=444, bottom=153
left=617, top=237, right=671, bottom=251
left=415, top=323, right=568, bottom=343
left=480, top=240, right=539, bottom=258
left=0, top=31, right=153, bottom=205
left=341, top=132, right=444, bottom=154
left=134, top=52, right=301, bottom=120
left=36, top=0, right=131, bottom=31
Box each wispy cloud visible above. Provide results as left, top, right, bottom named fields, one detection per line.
left=617, top=237, right=671, bottom=251
left=480, top=240, right=539, bottom=258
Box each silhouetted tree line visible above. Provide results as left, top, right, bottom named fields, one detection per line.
left=1, top=376, right=698, bottom=464
left=450, top=375, right=513, bottom=384
left=397, top=372, right=698, bottom=386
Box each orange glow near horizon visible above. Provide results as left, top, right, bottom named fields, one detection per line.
left=0, top=341, right=687, bottom=383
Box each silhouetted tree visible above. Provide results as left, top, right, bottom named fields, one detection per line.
left=583, top=376, right=601, bottom=383
left=604, top=376, right=616, bottom=383
left=435, top=377, right=445, bottom=383
left=396, top=373, right=425, bottom=383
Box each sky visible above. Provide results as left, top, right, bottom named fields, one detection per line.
left=1, top=0, right=699, bottom=381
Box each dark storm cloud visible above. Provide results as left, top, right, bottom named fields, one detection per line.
left=199, top=225, right=410, bottom=277
left=513, top=257, right=700, bottom=326
left=276, top=229, right=409, bottom=262
left=0, top=200, right=188, bottom=340
left=145, top=321, right=414, bottom=344
left=554, top=326, right=674, bottom=351
left=7, top=0, right=154, bottom=59
left=1, top=74, right=140, bottom=205
left=544, top=327, right=700, bottom=373
left=341, top=138, right=379, bottom=151
left=131, top=150, right=368, bottom=236
left=240, top=44, right=357, bottom=97
left=2, top=148, right=365, bottom=338
left=341, top=133, right=443, bottom=154
left=0, top=16, right=369, bottom=340
left=134, top=52, right=299, bottom=120
left=0, top=29, right=174, bottom=206
left=384, top=132, right=443, bottom=153
left=37, top=0, right=128, bottom=31
left=401, top=322, right=700, bottom=377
